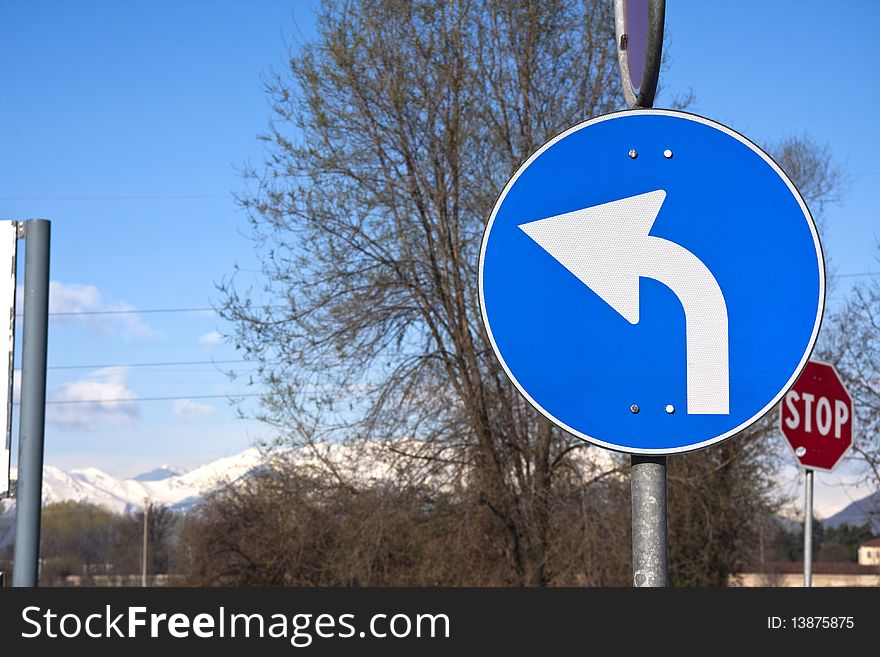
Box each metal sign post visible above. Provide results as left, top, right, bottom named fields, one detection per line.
left=12, top=219, right=51, bottom=587
left=143, top=497, right=150, bottom=587
left=631, top=454, right=667, bottom=586
left=780, top=360, right=854, bottom=587
left=804, top=469, right=813, bottom=587
left=615, top=0, right=668, bottom=588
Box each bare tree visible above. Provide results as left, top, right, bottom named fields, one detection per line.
left=769, top=135, right=846, bottom=219
left=769, top=134, right=847, bottom=284
left=180, top=456, right=633, bottom=586
left=114, top=503, right=179, bottom=577
left=823, top=266, right=880, bottom=490
left=221, top=0, right=622, bottom=586
left=220, top=1, right=846, bottom=586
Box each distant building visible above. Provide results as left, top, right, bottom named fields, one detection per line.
left=733, top=536, right=880, bottom=587
left=858, top=537, right=880, bottom=566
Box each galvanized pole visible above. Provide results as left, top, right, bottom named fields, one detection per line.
left=142, top=498, right=149, bottom=587
left=631, top=454, right=668, bottom=586
left=11, top=219, right=50, bottom=587
left=614, top=0, right=669, bottom=587
left=804, top=469, right=813, bottom=587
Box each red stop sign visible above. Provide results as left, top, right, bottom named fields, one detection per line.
left=780, top=360, right=853, bottom=472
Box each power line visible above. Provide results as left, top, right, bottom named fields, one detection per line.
left=46, top=358, right=256, bottom=371
left=14, top=271, right=878, bottom=322
left=20, top=393, right=265, bottom=406
left=39, top=304, right=287, bottom=317
left=830, top=271, right=879, bottom=279
left=46, top=306, right=216, bottom=317
left=0, top=194, right=228, bottom=201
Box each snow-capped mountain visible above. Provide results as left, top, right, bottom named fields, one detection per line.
left=4, top=448, right=266, bottom=516
left=1, top=442, right=621, bottom=519
left=133, top=466, right=186, bottom=482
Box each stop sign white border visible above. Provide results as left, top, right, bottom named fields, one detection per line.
left=779, top=359, right=854, bottom=473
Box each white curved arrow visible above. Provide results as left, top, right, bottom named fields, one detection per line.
left=518, top=189, right=729, bottom=415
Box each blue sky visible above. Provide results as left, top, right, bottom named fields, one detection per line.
left=1, top=1, right=877, bottom=516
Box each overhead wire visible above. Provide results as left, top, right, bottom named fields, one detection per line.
left=40, top=393, right=263, bottom=405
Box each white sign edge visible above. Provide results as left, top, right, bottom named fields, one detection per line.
left=0, top=222, right=17, bottom=496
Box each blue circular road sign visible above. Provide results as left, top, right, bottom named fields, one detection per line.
left=479, top=109, right=824, bottom=454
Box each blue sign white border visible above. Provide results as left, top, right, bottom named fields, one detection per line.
left=478, top=108, right=826, bottom=455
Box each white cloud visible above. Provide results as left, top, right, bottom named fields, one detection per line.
left=28, top=281, right=159, bottom=340
left=173, top=399, right=217, bottom=421
left=47, top=367, right=139, bottom=431
left=49, top=281, right=101, bottom=314
left=198, top=330, right=224, bottom=346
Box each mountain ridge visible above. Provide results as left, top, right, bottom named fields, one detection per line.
left=3, top=447, right=876, bottom=536
left=824, top=490, right=880, bottom=533
left=3, top=448, right=264, bottom=517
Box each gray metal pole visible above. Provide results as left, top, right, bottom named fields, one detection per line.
left=615, top=0, right=669, bottom=588
left=804, top=469, right=813, bottom=587
left=11, top=219, right=50, bottom=587
left=142, top=498, right=149, bottom=587
left=631, top=454, right=668, bottom=586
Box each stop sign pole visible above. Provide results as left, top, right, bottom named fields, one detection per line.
left=780, top=360, right=854, bottom=587
left=804, top=469, right=814, bottom=587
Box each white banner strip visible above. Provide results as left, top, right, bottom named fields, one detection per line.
left=0, top=222, right=17, bottom=497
